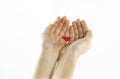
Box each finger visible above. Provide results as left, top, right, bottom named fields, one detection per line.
left=58, top=20, right=69, bottom=37
left=54, top=16, right=66, bottom=35
left=72, top=21, right=79, bottom=40
left=64, top=26, right=70, bottom=44
left=51, top=16, right=61, bottom=32
left=58, top=24, right=70, bottom=44
left=84, top=30, right=93, bottom=40
left=76, top=19, right=83, bottom=38
left=44, top=23, right=53, bottom=34
left=69, top=26, right=74, bottom=42
left=64, top=26, right=70, bottom=37
left=81, top=20, right=89, bottom=37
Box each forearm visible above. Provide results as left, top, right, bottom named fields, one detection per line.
left=52, top=49, right=78, bottom=79
left=51, top=38, right=92, bottom=79
left=33, top=47, right=59, bottom=79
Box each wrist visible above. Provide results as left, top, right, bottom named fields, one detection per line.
left=42, top=45, right=59, bottom=58
left=33, top=45, right=59, bottom=79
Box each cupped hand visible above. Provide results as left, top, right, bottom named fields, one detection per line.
left=69, top=19, right=92, bottom=56
left=42, top=16, right=70, bottom=52
left=59, top=19, right=93, bottom=59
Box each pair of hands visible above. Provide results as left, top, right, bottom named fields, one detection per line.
left=43, top=16, right=92, bottom=59
left=33, top=16, right=93, bottom=79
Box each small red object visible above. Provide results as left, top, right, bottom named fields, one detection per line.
left=62, top=36, right=70, bottom=42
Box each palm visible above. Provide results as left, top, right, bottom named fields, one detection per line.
left=43, top=16, right=69, bottom=51
left=59, top=19, right=92, bottom=59
left=51, top=19, right=93, bottom=79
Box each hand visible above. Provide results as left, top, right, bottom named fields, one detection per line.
left=42, top=16, right=69, bottom=52
left=69, top=19, right=93, bottom=57
left=33, top=16, right=70, bottom=79
left=59, top=19, right=93, bottom=59
left=51, top=19, right=93, bottom=79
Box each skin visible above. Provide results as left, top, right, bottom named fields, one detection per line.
left=33, top=16, right=93, bottom=79
left=51, top=19, right=92, bottom=79
left=43, top=16, right=69, bottom=51
left=58, top=19, right=89, bottom=60
left=33, top=16, right=70, bottom=79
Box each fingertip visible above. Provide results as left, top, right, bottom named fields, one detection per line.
left=54, top=16, right=61, bottom=24
left=61, top=16, right=66, bottom=23
left=82, top=20, right=85, bottom=22
left=84, top=30, right=93, bottom=40
left=77, top=18, right=80, bottom=22
left=81, top=20, right=89, bottom=30
left=72, top=21, right=75, bottom=25
left=58, top=16, right=61, bottom=18
left=63, top=16, right=66, bottom=19
left=76, top=19, right=79, bottom=23
left=81, top=20, right=86, bottom=25
left=72, top=21, right=76, bottom=27
left=57, top=16, right=61, bottom=20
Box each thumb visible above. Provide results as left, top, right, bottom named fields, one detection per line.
left=67, top=30, right=93, bottom=57
left=83, top=30, right=93, bottom=41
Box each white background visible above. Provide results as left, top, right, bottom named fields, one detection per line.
left=0, top=0, right=120, bottom=79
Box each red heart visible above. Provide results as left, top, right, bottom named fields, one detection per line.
left=62, top=36, right=70, bottom=42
